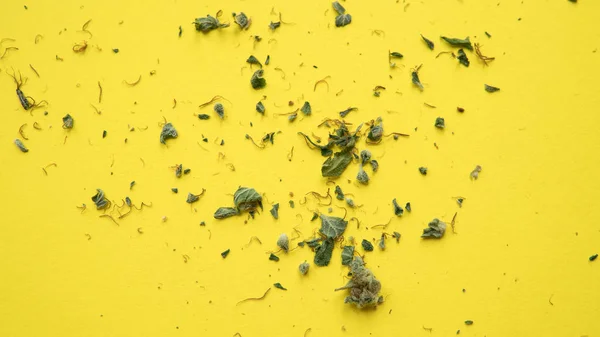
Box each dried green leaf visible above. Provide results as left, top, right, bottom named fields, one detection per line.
left=470, top=165, right=482, bottom=179
left=246, top=55, right=262, bottom=68
left=234, top=12, right=250, bottom=29
left=298, top=132, right=333, bottom=157
left=175, top=164, right=183, bottom=178
left=335, top=14, right=352, bottom=27
left=273, top=282, right=287, bottom=290
left=321, top=151, right=352, bottom=177
left=405, top=202, right=411, bottom=212
left=305, top=238, right=322, bottom=248
left=214, top=207, right=239, bottom=219
left=234, top=187, right=263, bottom=211
left=91, top=189, right=109, bottom=210
left=194, top=15, right=229, bottom=32
left=160, top=122, right=178, bottom=144
left=390, top=51, right=403, bottom=58
left=361, top=239, right=374, bottom=251
left=301, top=101, right=312, bottom=115
left=378, top=235, right=386, bottom=250
left=277, top=233, right=289, bottom=252
left=419, top=167, right=428, bottom=175
left=14, top=139, right=28, bottom=152
left=129, top=181, right=135, bottom=190
left=214, top=103, right=224, bottom=119
left=341, top=245, right=354, bottom=266
left=186, top=192, right=201, bottom=204
left=360, top=150, right=371, bottom=165
left=345, top=198, right=355, bottom=208
left=421, top=218, right=447, bottom=238
left=310, top=212, right=319, bottom=221
left=319, top=214, right=348, bottom=239
left=367, top=118, right=383, bottom=142
left=441, top=36, right=473, bottom=50
left=256, top=101, right=265, bottom=114
left=288, top=113, right=297, bottom=122
left=412, top=69, right=424, bottom=91
left=221, top=249, right=230, bottom=258
left=269, top=253, right=280, bottom=262
left=484, top=84, right=500, bottom=93
left=590, top=254, right=598, bottom=261
left=435, top=117, right=445, bottom=129
left=421, top=34, right=434, bottom=50
left=393, top=231, right=401, bottom=243
left=269, top=21, right=281, bottom=30
left=270, top=203, right=279, bottom=219
left=198, top=114, right=210, bottom=120
left=332, top=1, right=346, bottom=14
left=265, top=55, right=270, bottom=65
left=392, top=198, right=403, bottom=216
left=356, top=166, right=369, bottom=184
left=335, top=185, right=344, bottom=200
left=465, top=320, right=474, bottom=325
left=171, top=188, right=178, bottom=193
left=336, top=256, right=382, bottom=308
left=457, top=49, right=470, bottom=67
left=251, top=69, right=266, bottom=89
left=339, top=107, right=357, bottom=118
left=299, top=261, right=310, bottom=275
left=370, top=160, right=379, bottom=172
left=314, top=238, right=334, bottom=266
left=62, top=114, right=74, bottom=129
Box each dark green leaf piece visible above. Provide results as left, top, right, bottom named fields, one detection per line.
left=91, top=189, right=109, bottom=210
left=393, top=232, right=401, bottom=243
left=356, top=166, right=369, bottom=184
left=335, top=256, right=382, bottom=308
left=332, top=1, right=346, bottom=14
left=301, top=101, right=312, bottom=115
left=310, top=212, right=319, bottom=221
left=125, top=197, right=132, bottom=207
left=335, top=185, right=344, bottom=200
left=288, top=113, right=297, bottom=122
left=362, top=239, right=374, bottom=251
left=457, top=49, right=470, bottom=67
left=370, top=160, right=379, bottom=172
left=321, top=151, right=353, bottom=177
left=14, top=139, right=28, bottom=152
left=289, top=200, right=295, bottom=208
left=421, top=34, right=434, bottom=50
left=339, top=107, right=357, bottom=118
left=392, top=198, right=403, bottom=216
left=405, top=202, right=411, bottom=212
left=171, top=188, right=178, bottom=193
left=367, top=117, right=383, bottom=142
left=159, top=123, right=178, bottom=144
left=314, top=238, right=334, bottom=266
left=233, top=12, right=250, bottom=29
left=198, top=114, right=210, bottom=120
left=112, top=48, right=119, bottom=53
left=221, top=249, right=230, bottom=258
left=269, top=21, right=281, bottom=30
left=265, top=55, right=270, bottom=65
left=62, top=114, right=74, bottom=129
left=299, top=261, right=309, bottom=275
left=441, top=36, right=473, bottom=51
left=186, top=192, right=200, bottom=204
left=360, top=150, right=371, bottom=165
left=421, top=218, right=447, bottom=238
left=183, top=168, right=191, bottom=175
left=378, top=235, right=385, bottom=250
left=234, top=187, right=263, bottom=211
left=102, top=130, right=107, bottom=138
left=214, top=103, right=224, bottom=119
left=335, top=14, right=352, bottom=27
left=345, top=198, right=355, bottom=208
left=435, top=117, right=445, bottom=129
left=270, top=203, right=279, bottom=219
left=590, top=254, right=598, bottom=261
left=419, top=167, right=428, bottom=175
left=412, top=70, right=424, bottom=91
left=485, top=31, right=492, bottom=38
left=305, top=238, right=322, bottom=248
left=178, top=26, right=182, bottom=37
left=246, top=55, right=262, bottom=68
left=130, top=181, right=135, bottom=190
left=256, top=101, right=265, bottom=114
left=251, top=69, right=266, bottom=89
left=320, top=214, right=348, bottom=239
left=175, top=164, right=183, bottom=178
left=269, top=253, right=280, bottom=262
left=465, top=320, right=474, bottom=325
left=273, top=282, right=287, bottom=290
left=390, top=52, right=403, bottom=58
left=194, top=15, right=229, bottom=32
left=484, top=84, right=500, bottom=93
left=341, top=245, right=354, bottom=266
left=277, top=233, right=289, bottom=252
left=214, top=207, right=239, bottom=219
left=298, top=132, right=333, bottom=157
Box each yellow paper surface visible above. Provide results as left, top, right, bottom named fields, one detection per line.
left=1, top=0, right=599, bottom=336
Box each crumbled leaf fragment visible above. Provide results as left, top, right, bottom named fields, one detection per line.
left=198, top=114, right=210, bottom=120
left=370, top=160, right=379, bottom=172
left=277, top=233, right=289, bottom=252
left=412, top=70, right=424, bottom=91
left=178, top=26, right=182, bottom=37
left=265, top=55, right=270, bottom=65
left=214, top=103, right=225, bottom=119
left=186, top=192, right=201, bottom=204
left=421, top=218, right=447, bottom=239
left=171, top=188, right=178, bottom=193
left=441, top=36, right=473, bottom=51
left=457, top=49, right=470, bottom=67
left=590, top=254, right=598, bottom=261
left=270, top=203, right=279, bottom=219
left=91, top=189, right=109, bottom=210
left=319, top=214, right=348, bottom=239
left=251, top=69, right=266, bottom=89
left=465, top=320, right=474, bottom=326
left=470, top=165, right=482, bottom=180
left=234, top=187, right=263, bottom=211
left=256, top=101, right=265, bottom=114
left=341, top=246, right=354, bottom=266
left=183, top=168, right=191, bottom=175
left=62, top=114, right=74, bottom=129
left=246, top=55, right=262, bottom=68
left=233, top=12, right=250, bottom=29
left=288, top=113, right=297, bottom=122
left=269, top=21, right=281, bottom=30
left=14, top=139, right=28, bottom=152
left=299, top=261, right=310, bottom=275
left=332, top=1, right=346, bottom=14
left=421, top=34, right=435, bottom=50
left=393, top=232, right=401, bottom=243
left=214, top=207, right=239, bottom=219
left=221, top=249, right=230, bottom=258
left=378, top=235, right=386, bottom=250
left=159, top=123, right=178, bottom=144
left=335, top=185, right=344, bottom=200
left=301, top=101, right=312, bottom=116
left=457, top=198, right=464, bottom=207
left=362, top=239, right=374, bottom=251
left=335, top=14, right=352, bottom=27
left=392, top=198, right=403, bottom=216
left=175, top=164, right=183, bottom=178
left=419, top=167, right=428, bottom=175
left=336, top=256, right=382, bottom=308
left=339, top=107, right=357, bottom=118
left=314, top=238, right=334, bottom=266
left=485, top=31, right=492, bottom=38
left=356, top=166, right=369, bottom=184
left=194, top=15, right=229, bottom=32
left=289, top=200, right=295, bottom=208
left=305, top=238, right=322, bottom=248
left=129, top=181, right=135, bottom=190
left=273, top=283, right=287, bottom=290
left=269, top=253, right=280, bottom=262
left=360, top=150, right=371, bottom=165
left=405, top=202, right=411, bottom=212
left=390, top=52, right=403, bottom=58
left=310, top=212, right=319, bottom=221
left=321, top=151, right=353, bottom=177
left=367, top=117, right=383, bottom=142
left=435, top=117, right=445, bottom=129
left=484, top=84, right=500, bottom=93
left=112, top=48, right=119, bottom=53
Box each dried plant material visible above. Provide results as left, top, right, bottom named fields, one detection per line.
left=335, top=185, right=344, bottom=200
left=175, top=164, right=183, bottom=178
left=465, top=320, right=474, bottom=325
left=277, top=233, right=289, bottom=252
left=378, top=234, right=386, bottom=250
left=214, top=103, right=225, bottom=119
left=234, top=12, right=251, bottom=30
left=341, top=246, right=354, bottom=266
left=234, top=187, right=263, bottom=211
left=171, top=188, right=178, bottom=193
left=256, top=101, right=265, bottom=114
left=356, top=165, right=369, bottom=184
left=435, top=117, right=445, bottom=129
left=301, top=101, right=312, bottom=116
left=360, top=150, right=371, bottom=165
left=367, top=117, right=383, bottom=143
left=441, top=36, right=473, bottom=51
left=411, top=64, right=424, bottom=91
left=299, top=261, right=310, bottom=275
left=322, top=151, right=353, bottom=177
left=214, top=207, right=240, bottom=219
left=389, top=51, right=403, bottom=59
left=186, top=190, right=206, bottom=204
left=91, top=189, right=109, bottom=210
left=421, top=218, right=446, bottom=238
left=221, top=249, right=230, bottom=258
left=370, top=160, right=379, bottom=172
left=392, top=198, right=403, bottom=216
left=335, top=256, right=383, bottom=308
left=339, top=107, right=357, bottom=118
left=270, top=203, right=279, bottom=219
left=470, top=165, right=482, bottom=179
left=590, top=254, right=598, bottom=261
left=14, top=139, right=28, bottom=152
left=269, top=253, right=280, bottom=261
left=305, top=238, right=322, bottom=248
left=160, top=123, right=178, bottom=144
left=457, top=107, right=465, bottom=112
left=246, top=55, right=262, bottom=68
left=314, top=238, right=334, bottom=266
left=194, top=15, right=229, bottom=32
left=72, top=41, right=88, bottom=53
left=62, top=114, right=74, bottom=129
left=419, top=167, right=428, bottom=175
left=421, top=34, right=434, bottom=50
left=236, top=288, right=271, bottom=305
left=198, top=114, right=210, bottom=120
left=319, top=214, right=348, bottom=239
left=332, top=2, right=352, bottom=27
left=393, top=232, right=401, bottom=243
left=273, top=282, right=287, bottom=290
left=269, top=21, right=281, bottom=30
left=474, top=43, right=495, bottom=66
left=457, top=49, right=470, bottom=67
left=484, top=84, right=500, bottom=93
left=361, top=239, right=374, bottom=251
left=251, top=69, right=266, bottom=89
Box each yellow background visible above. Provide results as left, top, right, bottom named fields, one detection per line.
left=1, top=0, right=599, bottom=336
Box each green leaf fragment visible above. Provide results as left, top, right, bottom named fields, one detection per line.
left=341, top=245, right=354, bottom=265
left=233, top=12, right=250, bottom=29
left=305, top=238, right=322, bottom=248
left=362, top=239, right=374, bottom=251
left=405, top=202, right=411, bottom=212
left=412, top=70, right=424, bottom=91
left=186, top=192, right=201, bottom=204
left=390, top=51, right=403, bottom=58
left=441, top=36, right=473, bottom=51
left=91, top=189, right=109, bottom=210
left=321, top=151, right=353, bottom=177
left=421, top=34, right=434, bottom=50
left=356, top=166, right=369, bottom=184
left=270, top=203, right=279, bottom=219
left=393, top=231, right=401, bottom=243
left=234, top=187, right=263, bottom=211
left=332, top=1, right=346, bottom=14
left=256, top=101, right=265, bottom=114
left=175, top=164, right=183, bottom=178
left=14, top=139, right=28, bottom=152
left=465, top=320, right=474, bottom=325
left=273, top=282, right=287, bottom=290
left=310, top=212, right=319, bottom=221
left=435, top=117, right=445, bottom=129
left=269, top=253, right=280, bottom=262
left=392, top=198, right=403, bottom=216
left=299, top=261, right=310, bottom=275
left=246, top=55, right=262, bottom=68
left=221, top=249, right=230, bottom=258
left=339, top=107, right=357, bottom=118
left=160, top=123, right=178, bottom=144
left=314, top=238, right=334, bottom=266
left=171, top=188, right=178, bottom=193
left=335, top=185, right=344, bottom=200
left=590, top=254, right=598, bottom=261
left=335, top=14, right=352, bottom=27
left=485, top=31, right=492, bottom=38
left=370, top=160, right=379, bottom=172
left=265, top=55, right=270, bottom=65
left=336, top=256, right=382, bottom=308
left=194, top=15, right=229, bottom=32
left=419, top=167, right=428, bottom=175
left=378, top=235, right=385, bottom=250
left=484, top=84, right=500, bottom=93
left=421, top=218, right=447, bottom=239
left=214, top=103, right=224, bottom=119
left=214, top=207, right=239, bottom=219
left=251, top=70, right=266, bottom=89
left=62, top=114, right=74, bottom=129
left=301, top=101, right=312, bottom=115
left=277, top=233, right=289, bottom=252
left=198, top=114, right=210, bottom=120
left=457, top=49, right=470, bottom=67
left=319, top=214, right=348, bottom=239
left=269, top=21, right=281, bottom=30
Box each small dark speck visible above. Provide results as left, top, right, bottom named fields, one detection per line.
left=462, top=288, right=466, bottom=293
left=24, top=5, right=28, bottom=9
left=112, top=48, right=119, bottom=53
left=518, top=17, right=522, bottom=21
left=44, top=111, right=48, bottom=116
left=590, top=254, right=598, bottom=261
left=313, top=65, right=318, bottom=69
